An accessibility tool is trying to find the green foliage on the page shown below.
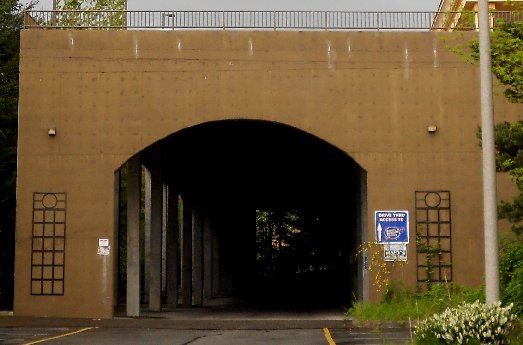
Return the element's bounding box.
[477,120,523,321]
[506,319,523,345]
[471,19,523,319]
[346,282,484,322]
[415,301,517,345]
[0,0,23,310]
[416,230,444,292]
[55,0,127,28]
[470,20,523,103]
[488,120,523,235]
[500,236,523,316]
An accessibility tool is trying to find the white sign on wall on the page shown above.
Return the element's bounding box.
[383,243,408,262]
[97,238,110,256]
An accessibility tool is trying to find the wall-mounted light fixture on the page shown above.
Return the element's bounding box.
[427,125,437,133]
[48,128,56,136]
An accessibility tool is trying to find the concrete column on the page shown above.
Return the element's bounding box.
[143,168,151,303]
[162,184,168,299]
[149,158,163,311]
[360,170,369,301]
[203,215,212,306]
[126,155,141,317]
[181,199,192,308]
[211,220,220,298]
[166,187,179,307]
[114,171,120,307]
[192,208,203,306]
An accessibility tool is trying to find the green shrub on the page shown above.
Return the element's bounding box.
[415,301,517,345]
[500,238,523,316]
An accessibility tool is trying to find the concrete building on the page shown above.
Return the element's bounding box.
[433,0,523,30]
[14,11,521,318]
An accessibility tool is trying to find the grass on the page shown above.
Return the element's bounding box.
[507,319,523,345]
[346,282,484,322]
[347,282,523,344]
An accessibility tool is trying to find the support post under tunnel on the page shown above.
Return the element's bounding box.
[149,151,163,312]
[166,186,179,307]
[126,155,141,317]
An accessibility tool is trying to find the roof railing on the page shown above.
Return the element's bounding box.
[23,10,523,31]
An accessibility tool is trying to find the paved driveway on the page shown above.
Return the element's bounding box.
[0,327,412,344]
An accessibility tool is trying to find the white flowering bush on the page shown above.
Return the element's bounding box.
[415,300,517,344]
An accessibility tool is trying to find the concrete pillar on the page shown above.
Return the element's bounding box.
[162,184,168,299]
[203,215,212,306]
[166,187,179,307]
[126,155,141,317]
[211,220,220,298]
[181,199,192,308]
[235,210,252,295]
[192,208,203,306]
[143,169,151,303]
[149,158,163,311]
[360,170,369,301]
[114,171,120,307]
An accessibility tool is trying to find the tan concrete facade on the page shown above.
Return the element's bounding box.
[15,29,520,318]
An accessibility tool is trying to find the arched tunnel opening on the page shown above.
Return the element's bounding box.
[115,120,367,313]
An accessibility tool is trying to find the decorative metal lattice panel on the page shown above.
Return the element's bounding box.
[31,192,66,295]
[415,191,452,285]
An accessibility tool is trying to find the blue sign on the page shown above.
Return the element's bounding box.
[375,210,409,243]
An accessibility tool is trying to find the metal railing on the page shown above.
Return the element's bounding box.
[23,10,523,31]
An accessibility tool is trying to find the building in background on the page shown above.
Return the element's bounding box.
[432,0,522,30]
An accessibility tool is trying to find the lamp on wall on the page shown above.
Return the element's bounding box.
[48,128,56,136]
[427,125,437,133]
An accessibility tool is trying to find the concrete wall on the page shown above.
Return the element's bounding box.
[15,29,520,318]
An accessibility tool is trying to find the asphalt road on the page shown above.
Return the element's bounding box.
[0,327,413,344]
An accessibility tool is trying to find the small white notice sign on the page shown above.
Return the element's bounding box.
[383,243,408,262]
[98,238,110,256]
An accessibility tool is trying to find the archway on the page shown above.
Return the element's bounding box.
[116,120,367,314]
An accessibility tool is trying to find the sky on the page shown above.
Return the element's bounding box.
[27,0,442,12]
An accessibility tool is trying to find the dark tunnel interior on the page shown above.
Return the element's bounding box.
[120,120,366,310]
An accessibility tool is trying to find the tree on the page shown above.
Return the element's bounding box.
[495,121,523,235]
[471,20,523,103]
[472,20,523,315]
[55,0,127,28]
[472,21,523,234]
[0,0,23,309]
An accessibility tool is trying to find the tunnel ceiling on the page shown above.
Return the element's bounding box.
[143,120,361,209]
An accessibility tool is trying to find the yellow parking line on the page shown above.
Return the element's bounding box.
[323,327,336,345]
[23,327,96,345]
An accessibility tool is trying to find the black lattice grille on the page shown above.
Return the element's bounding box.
[31,192,66,295]
[415,191,452,285]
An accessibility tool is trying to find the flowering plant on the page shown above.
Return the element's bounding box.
[415,300,517,344]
